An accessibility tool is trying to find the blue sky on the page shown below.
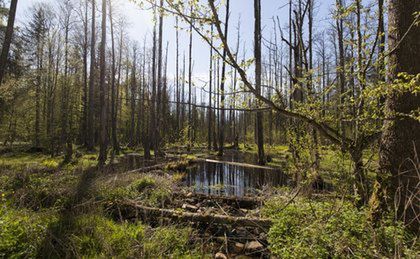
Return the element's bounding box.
[15,0,335,97]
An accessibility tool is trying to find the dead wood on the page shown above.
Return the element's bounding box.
[121,200,272,230]
[178,192,263,209]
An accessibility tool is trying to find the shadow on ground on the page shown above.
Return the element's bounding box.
[36,166,102,258]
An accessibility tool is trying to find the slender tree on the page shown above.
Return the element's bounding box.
[217,0,229,156]
[254,0,265,165]
[87,0,96,151]
[0,0,18,85]
[97,0,107,166]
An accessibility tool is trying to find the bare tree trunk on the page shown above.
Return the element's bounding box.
[217,0,230,156]
[175,17,180,136]
[254,0,265,165]
[0,0,18,86]
[208,25,213,150]
[142,38,151,159]
[129,48,137,147]
[87,0,96,151]
[109,0,119,154]
[61,5,72,163]
[188,5,193,149]
[80,0,89,146]
[98,0,107,166]
[150,10,158,157]
[155,0,164,156]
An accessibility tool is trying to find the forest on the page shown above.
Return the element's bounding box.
[0,0,419,257]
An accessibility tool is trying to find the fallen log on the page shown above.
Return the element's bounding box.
[122,200,272,230]
[198,158,278,171]
[177,192,263,209]
[125,163,167,174]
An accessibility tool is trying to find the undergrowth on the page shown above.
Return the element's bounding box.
[263,196,419,258]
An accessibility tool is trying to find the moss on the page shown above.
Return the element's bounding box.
[130,176,157,192]
[165,159,193,171]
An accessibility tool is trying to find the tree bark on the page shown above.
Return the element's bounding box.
[254,0,265,165]
[97,0,107,167]
[109,0,119,154]
[208,25,213,150]
[217,0,229,156]
[0,0,18,86]
[379,0,420,229]
[87,0,96,151]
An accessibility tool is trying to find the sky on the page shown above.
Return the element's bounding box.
[14,0,335,101]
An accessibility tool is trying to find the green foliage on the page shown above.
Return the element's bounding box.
[0,207,57,258]
[69,215,145,258]
[143,226,196,258]
[263,198,417,258]
[131,176,157,192]
[41,159,59,169]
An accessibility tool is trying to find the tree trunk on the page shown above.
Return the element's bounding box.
[254,0,265,165]
[188,5,193,150]
[0,0,18,86]
[175,17,180,136]
[208,26,213,150]
[217,0,229,156]
[109,0,119,154]
[97,0,107,167]
[379,0,420,229]
[155,0,164,156]
[80,0,89,147]
[87,0,96,151]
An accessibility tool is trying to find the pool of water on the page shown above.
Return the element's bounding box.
[185,160,290,197]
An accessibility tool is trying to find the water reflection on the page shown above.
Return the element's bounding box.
[186,161,290,197]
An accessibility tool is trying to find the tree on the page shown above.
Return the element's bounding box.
[109,0,119,154]
[156,0,164,156]
[379,0,420,229]
[254,0,265,165]
[97,0,107,166]
[0,0,17,85]
[188,5,193,149]
[217,0,229,156]
[207,25,213,150]
[87,0,96,151]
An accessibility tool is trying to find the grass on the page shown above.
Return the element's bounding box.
[262,195,418,258]
[0,148,205,258]
[0,145,416,258]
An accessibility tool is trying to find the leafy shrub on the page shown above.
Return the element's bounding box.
[264,198,416,258]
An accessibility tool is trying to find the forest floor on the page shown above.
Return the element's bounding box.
[0,144,417,258]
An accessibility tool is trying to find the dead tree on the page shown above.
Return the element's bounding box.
[254,0,265,165]
[217,0,230,156]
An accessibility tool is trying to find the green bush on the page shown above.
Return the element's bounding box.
[264,198,417,258]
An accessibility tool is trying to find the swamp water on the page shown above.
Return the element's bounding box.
[185,160,290,197]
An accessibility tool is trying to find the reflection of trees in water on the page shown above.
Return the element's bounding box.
[187,161,289,197]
